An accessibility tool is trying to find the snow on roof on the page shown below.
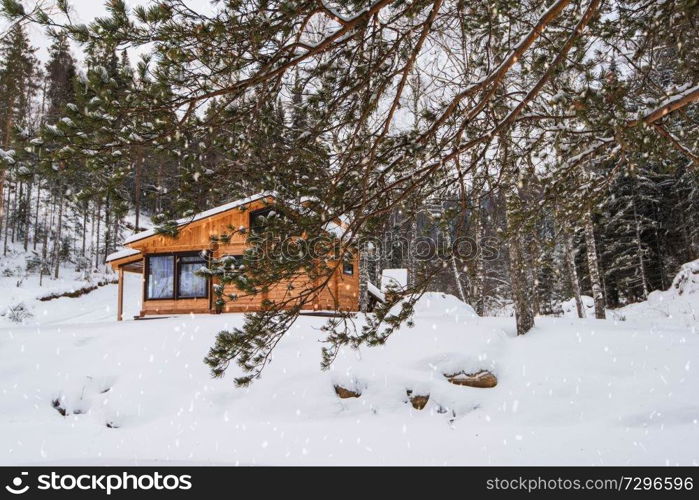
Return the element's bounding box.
[122,191,353,246]
[123,191,277,245]
[381,268,408,292]
[367,281,385,303]
[322,219,350,239]
[106,247,142,263]
[300,196,352,239]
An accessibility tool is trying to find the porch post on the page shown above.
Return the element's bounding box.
[117,266,124,321]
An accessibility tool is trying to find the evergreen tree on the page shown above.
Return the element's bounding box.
[0,24,38,225]
[600,168,660,305]
[44,34,77,124]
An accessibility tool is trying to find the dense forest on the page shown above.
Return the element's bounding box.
[1,0,697,383]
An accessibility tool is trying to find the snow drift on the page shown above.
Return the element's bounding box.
[559,259,699,330]
[611,259,699,329]
[0,285,697,465]
[332,293,505,417]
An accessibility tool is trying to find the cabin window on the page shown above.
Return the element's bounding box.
[343,262,354,275]
[249,208,275,234]
[146,253,209,300]
[178,255,208,298]
[147,255,175,299]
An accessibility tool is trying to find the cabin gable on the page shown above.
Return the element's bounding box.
[128,197,274,255]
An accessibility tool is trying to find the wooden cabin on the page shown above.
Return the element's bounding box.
[106,192,360,320]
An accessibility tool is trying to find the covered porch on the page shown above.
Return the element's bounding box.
[106,248,144,321]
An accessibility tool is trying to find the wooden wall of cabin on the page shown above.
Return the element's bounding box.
[129,198,272,255]
[128,197,360,315]
[214,255,360,313]
[334,253,360,311]
[141,298,210,316]
[132,199,268,315]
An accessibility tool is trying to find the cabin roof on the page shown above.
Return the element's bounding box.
[367,281,385,303]
[105,247,141,263]
[119,191,351,249]
[123,191,276,245]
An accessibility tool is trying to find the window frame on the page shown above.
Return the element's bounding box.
[176,253,210,299]
[342,262,354,275]
[144,251,210,301]
[145,254,175,300]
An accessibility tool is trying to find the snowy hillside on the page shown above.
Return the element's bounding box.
[0,259,120,326]
[559,259,699,331]
[610,259,699,329]
[0,210,152,325]
[0,281,697,464]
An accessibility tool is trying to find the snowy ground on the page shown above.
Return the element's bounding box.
[0,263,697,465]
[559,260,699,331]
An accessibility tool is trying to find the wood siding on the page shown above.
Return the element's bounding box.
[112,197,360,316]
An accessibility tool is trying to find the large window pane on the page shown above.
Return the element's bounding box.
[147,255,174,299]
[178,256,208,298]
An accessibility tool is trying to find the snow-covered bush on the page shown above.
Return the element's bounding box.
[672,259,699,296]
[5,303,33,323]
[25,255,51,277]
[3,264,24,277]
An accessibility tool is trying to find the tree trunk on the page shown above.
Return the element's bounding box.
[584,209,606,319]
[42,192,54,261]
[505,193,534,334]
[11,181,21,244]
[102,194,110,268]
[632,198,649,299]
[473,199,485,316]
[406,213,417,288]
[563,229,585,318]
[0,109,13,224]
[134,151,143,231]
[156,158,163,213]
[359,245,370,312]
[23,181,31,251]
[33,183,41,250]
[113,213,120,254]
[81,205,87,257]
[94,198,102,269]
[503,136,534,335]
[2,182,10,256]
[653,210,667,290]
[53,189,64,279]
[0,170,5,233]
[507,226,535,335]
[526,236,541,316]
[443,224,467,302]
